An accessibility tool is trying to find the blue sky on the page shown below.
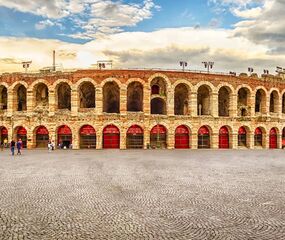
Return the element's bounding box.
[0,1,240,43]
[0,0,285,74]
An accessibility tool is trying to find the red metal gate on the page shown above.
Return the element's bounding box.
[0,127,8,144]
[198,126,210,149]
[150,125,167,149]
[17,127,27,148]
[175,125,190,149]
[219,126,229,149]
[80,125,96,149]
[36,126,49,148]
[58,125,72,148]
[103,125,120,149]
[238,127,247,147]
[269,128,277,149]
[254,127,263,147]
[127,125,144,149]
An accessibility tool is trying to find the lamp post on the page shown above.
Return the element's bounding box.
[202,61,214,73]
[179,61,188,72]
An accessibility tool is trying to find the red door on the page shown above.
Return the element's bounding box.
[103,125,120,149]
[17,127,27,148]
[269,128,277,149]
[198,126,210,149]
[150,125,167,149]
[58,125,72,148]
[127,125,144,149]
[1,127,8,144]
[175,125,190,149]
[80,125,96,149]
[219,126,229,149]
[36,126,49,148]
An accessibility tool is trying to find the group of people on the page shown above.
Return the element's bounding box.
[10,139,23,156]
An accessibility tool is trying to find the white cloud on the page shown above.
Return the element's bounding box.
[1,27,284,74]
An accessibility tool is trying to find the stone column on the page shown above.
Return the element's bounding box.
[190,92,197,117]
[168,88,174,116]
[192,129,198,149]
[264,133,269,149]
[212,92,218,117]
[143,86,151,115]
[71,88,78,116]
[96,131,102,149]
[96,87,103,115]
[231,94,237,117]
[144,128,150,149]
[7,89,13,117]
[48,90,55,116]
[212,132,219,149]
[250,94,255,117]
[120,85,127,115]
[248,132,254,149]
[167,129,175,149]
[232,133,238,149]
[26,90,33,114]
[26,128,33,149]
[120,128,126,149]
[278,133,282,149]
[72,130,79,150]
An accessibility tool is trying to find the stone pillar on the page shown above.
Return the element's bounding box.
[120,85,127,115]
[26,90,33,114]
[48,90,55,116]
[192,130,198,149]
[120,128,126,149]
[212,93,218,117]
[7,89,13,117]
[96,87,103,115]
[144,128,150,149]
[167,129,175,149]
[190,92,197,117]
[264,133,269,149]
[232,133,238,149]
[212,132,219,149]
[168,88,174,116]
[144,86,151,115]
[250,94,255,117]
[26,128,33,149]
[96,132,102,149]
[249,133,254,149]
[72,130,79,150]
[278,133,282,149]
[71,88,78,116]
[231,94,237,117]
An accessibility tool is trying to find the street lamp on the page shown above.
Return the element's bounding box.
[179,61,188,71]
[202,61,214,73]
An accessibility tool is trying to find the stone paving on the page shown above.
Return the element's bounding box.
[0,149,284,240]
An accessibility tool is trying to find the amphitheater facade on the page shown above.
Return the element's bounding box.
[1,69,285,150]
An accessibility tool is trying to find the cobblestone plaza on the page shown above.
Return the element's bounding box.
[0,150,284,239]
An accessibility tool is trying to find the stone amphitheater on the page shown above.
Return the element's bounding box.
[1,69,285,150]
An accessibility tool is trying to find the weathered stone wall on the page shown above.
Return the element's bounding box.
[0,69,285,150]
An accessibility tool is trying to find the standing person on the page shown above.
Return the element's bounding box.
[10,139,15,156]
[16,139,22,155]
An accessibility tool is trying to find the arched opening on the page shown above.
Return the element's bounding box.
[218,87,230,117]
[198,126,210,149]
[79,82,95,109]
[269,128,278,149]
[282,128,285,149]
[34,83,49,109]
[127,82,143,112]
[80,125,96,149]
[35,126,49,148]
[270,91,279,113]
[151,85,159,94]
[282,94,285,114]
[151,98,166,115]
[238,88,250,116]
[103,82,120,113]
[103,125,120,149]
[126,125,144,149]
[254,127,263,147]
[0,126,8,145]
[16,127,27,148]
[255,89,266,114]
[57,83,71,110]
[238,127,247,147]
[150,125,167,149]
[57,125,72,149]
[175,84,189,115]
[197,85,211,116]
[175,125,190,149]
[0,86,7,110]
[219,126,230,149]
[15,85,27,111]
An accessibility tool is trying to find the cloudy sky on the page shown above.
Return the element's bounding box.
[0,0,284,74]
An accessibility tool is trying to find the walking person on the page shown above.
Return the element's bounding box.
[16,139,22,155]
[10,139,15,156]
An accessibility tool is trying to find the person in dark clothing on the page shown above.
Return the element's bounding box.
[10,140,15,156]
[16,139,22,155]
